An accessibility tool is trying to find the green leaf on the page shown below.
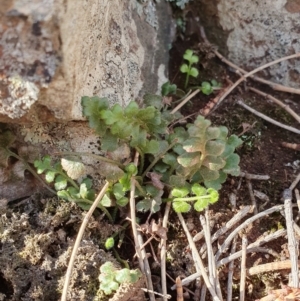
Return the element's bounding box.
[161,81,177,96]
[205,127,221,140]
[100,104,123,125]
[105,237,114,250]
[54,175,68,191]
[100,262,116,274]
[136,106,156,121]
[201,81,213,95]
[34,155,52,174]
[153,162,169,173]
[113,183,125,199]
[99,162,124,182]
[228,135,243,148]
[101,130,119,151]
[115,268,131,283]
[172,201,191,213]
[183,49,198,63]
[125,163,137,176]
[136,196,161,213]
[191,184,207,196]
[57,190,71,200]
[119,174,131,191]
[141,139,160,154]
[199,166,219,181]
[101,194,113,207]
[180,64,189,73]
[61,158,86,180]
[189,67,199,78]
[129,269,142,283]
[67,186,80,198]
[202,155,226,171]
[177,152,200,167]
[204,171,227,190]
[100,281,119,295]
[81,96,109,135]
[207,188,219,203]
[171,187,189,198]
[223,153,240,176]
[211,79,221,87]
[79,182,89,199]
[124,101,139,117]
[81,177,93,189]
[169,175,188,188]
[143,94,163,110]
[205,141,226,156]
[194,199,209,211]
[130,128,147,148]
[45,170,56,183]
[162,152,178,169]
[116,197,128,207]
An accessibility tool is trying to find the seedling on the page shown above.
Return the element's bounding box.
[180,49,199,89]
[200,79,222,95]
[99,262,142,295]
[171,183,219,213]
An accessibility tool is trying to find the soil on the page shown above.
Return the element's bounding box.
[1,2,300,301]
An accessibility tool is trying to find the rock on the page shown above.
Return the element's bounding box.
[198,0,300,88]
[0,0,172,123]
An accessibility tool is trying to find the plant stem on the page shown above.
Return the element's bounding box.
[112,248,129,269]
[141,139,178,179]
[54,151,125,169]
[56,171,80,190]
[7,150,57,195]
[174,195,211,202]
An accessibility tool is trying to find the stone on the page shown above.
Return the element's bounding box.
[0,0,172,123]
[198,0,300,88]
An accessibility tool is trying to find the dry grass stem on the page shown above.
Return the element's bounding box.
[249,260,300,276]
[227,238,237,301]
[246,179,258,214]
[215,204,285,260]
[290,173,300,190]
[249,87,300,123]
[171,89,201,114]
[200,206,253,254]
[161,201,171,301]
[177,212,221,301]
[239,172,270,180]
[239,236,248,301]
[283,189,299,288]
[129,152,155,301]
[199,25,300,96]
[61,181,110,301]
[236,99,300,135]
[247,229,287,249]
[217,53,300,107]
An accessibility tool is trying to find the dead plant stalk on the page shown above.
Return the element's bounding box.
[61,181,110,301]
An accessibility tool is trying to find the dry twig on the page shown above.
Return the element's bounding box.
[130,152,155,301]
[249,87,300,124]
[199,26,300,96]
[227,238,237,301]
[161,201,172,301]
[61,181,110,301]
[215,204,285,260]
[283,189,299,288]
[239,236,248,301]
[177,212,221,301]
[236,99,300,135]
